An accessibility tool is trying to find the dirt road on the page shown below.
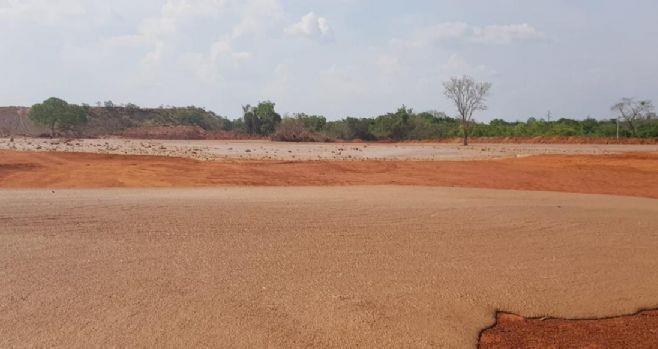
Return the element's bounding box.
[1,187,657,347]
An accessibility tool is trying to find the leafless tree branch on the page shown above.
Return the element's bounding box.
[443,75,492,146]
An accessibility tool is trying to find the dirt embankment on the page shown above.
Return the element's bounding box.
[119,125,209,140]
[1,150,657,198]
[120,126,262,140]
[0,107,252,140]
[479,310,658,348]
[0,107,44,136]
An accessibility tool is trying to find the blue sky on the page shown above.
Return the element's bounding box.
[1,0,657,121]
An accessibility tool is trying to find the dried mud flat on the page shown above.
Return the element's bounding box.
[1,187,658,348]
[3,137,658,161]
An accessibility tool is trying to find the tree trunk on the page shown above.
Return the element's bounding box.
[50,123,55,138]
[463,123,469,146]
[628,120,636,137]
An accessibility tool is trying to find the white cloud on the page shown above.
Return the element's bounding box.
[186,0,284,83]
[106,0,230,66]
[376,55,402,76]
[103,0,281,83]
[286,12,334,42]
[409,22,545,46]
[471,23,546,44]
[439,54,496,77]
[210,39,251,63]
[0,0,86,23]
[193,37,251,82]
[231,0,284,38]
[263,63,292,102]
[319,65,366,100]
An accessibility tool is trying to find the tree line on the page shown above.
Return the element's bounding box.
[28,77,657,141]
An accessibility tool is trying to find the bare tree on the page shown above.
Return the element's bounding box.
[611,98,655,136]
[443,76,492,146]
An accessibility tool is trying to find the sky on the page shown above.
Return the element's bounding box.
[1,0,657,121]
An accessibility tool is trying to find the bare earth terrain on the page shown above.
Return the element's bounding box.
[481,310,658,348]
[1,187,658,348]
[1,149,657,199]
[3,137,658,161]
[1,141,658,347]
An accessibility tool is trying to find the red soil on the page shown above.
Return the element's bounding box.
[2,149,658,346]
[479,310,658,348]
[1,150,657,198]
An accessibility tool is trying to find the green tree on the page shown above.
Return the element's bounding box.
[344,117,375,140]
[28,97,88,137]
[254,101,281,135]
[242,101,282,135]
[370,106,413,140]
[242,104,260,135]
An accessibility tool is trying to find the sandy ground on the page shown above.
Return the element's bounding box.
[2,144,658,346]
[1,187,657,348]
[3,137,658,161]
[1,150,657,199]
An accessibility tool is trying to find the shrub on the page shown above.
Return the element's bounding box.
[272,118,332,142]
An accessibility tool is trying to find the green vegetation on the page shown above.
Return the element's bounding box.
[25,97,657,141]
[317,110,657,141]
[242,101,282,136]
[168,106,231,131]
[611,98,655,137]
[29,97,88,137]
[271,118,330,142]
[291,113,327,132]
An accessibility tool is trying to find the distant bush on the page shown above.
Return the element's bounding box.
[323,117,375,141]
[272,118,332,142]
[169,107,227,131]
[292,113,326,132]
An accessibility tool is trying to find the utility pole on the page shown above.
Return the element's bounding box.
[546,110,552,122]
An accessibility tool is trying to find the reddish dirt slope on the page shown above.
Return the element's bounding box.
[480,310,658,348]
[1,150,657,198]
